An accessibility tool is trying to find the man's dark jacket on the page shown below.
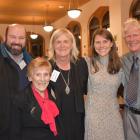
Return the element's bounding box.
[0,43,32,140]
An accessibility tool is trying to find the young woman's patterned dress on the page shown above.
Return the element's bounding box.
[84,58,124,140]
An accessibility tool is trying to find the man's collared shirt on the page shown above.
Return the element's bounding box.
[122,52,140,109]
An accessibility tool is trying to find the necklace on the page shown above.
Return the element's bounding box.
[59,68,70,95]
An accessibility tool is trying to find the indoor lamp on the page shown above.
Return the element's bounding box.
[67,0,82,19]
[43,25,54,32]
[43,5,54,32]
[30,16,38,39]
[67,9,82,19]
[30,34,38,40]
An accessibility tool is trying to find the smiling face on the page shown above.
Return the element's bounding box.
[53,34,72,59]
[29,66,50,96]
[124,26,140,53]
[5,24,26,56]
[94,35,113,57]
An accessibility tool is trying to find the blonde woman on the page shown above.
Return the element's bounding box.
[48,28,88,140]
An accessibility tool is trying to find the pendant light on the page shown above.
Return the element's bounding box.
[30,34,38,40]
[30,17,38,39]
[43,5,54,32]
[67,0,82,19]
[43,25,54,32]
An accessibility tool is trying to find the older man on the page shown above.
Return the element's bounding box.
[122,18,140,140]
[0,24,32,140]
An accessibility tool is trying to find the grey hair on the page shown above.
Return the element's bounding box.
[123,18,140,33]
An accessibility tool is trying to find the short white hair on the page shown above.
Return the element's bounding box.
[124,18,140,32]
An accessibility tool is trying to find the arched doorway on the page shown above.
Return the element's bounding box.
[102,11,110,29]
[130,0,140,20]
[88,6,109,56]
[27,32,45,58]
[67,21,82,56]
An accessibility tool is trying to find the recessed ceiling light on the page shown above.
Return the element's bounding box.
[59,5,64,8]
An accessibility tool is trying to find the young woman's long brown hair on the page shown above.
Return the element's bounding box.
[90,28,122,74]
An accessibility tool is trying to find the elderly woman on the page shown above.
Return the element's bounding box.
[11,57,64,140]
[48,28,88,140]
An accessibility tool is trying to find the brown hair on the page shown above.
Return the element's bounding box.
[27,57,52,78]
[91,28,122,74]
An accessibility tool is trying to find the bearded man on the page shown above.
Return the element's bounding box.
[0,24,32,140]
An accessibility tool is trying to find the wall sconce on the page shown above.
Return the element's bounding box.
[67,0,82,19]
[43,5,54,32]
[78,35,81,39]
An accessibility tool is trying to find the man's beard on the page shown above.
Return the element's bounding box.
[5,43,24,56]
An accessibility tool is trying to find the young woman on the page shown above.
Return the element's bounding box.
[84,28,124,140]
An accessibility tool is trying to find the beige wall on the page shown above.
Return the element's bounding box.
[109,0,133,56]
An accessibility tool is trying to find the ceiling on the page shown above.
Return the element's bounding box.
[0,0,90,25]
